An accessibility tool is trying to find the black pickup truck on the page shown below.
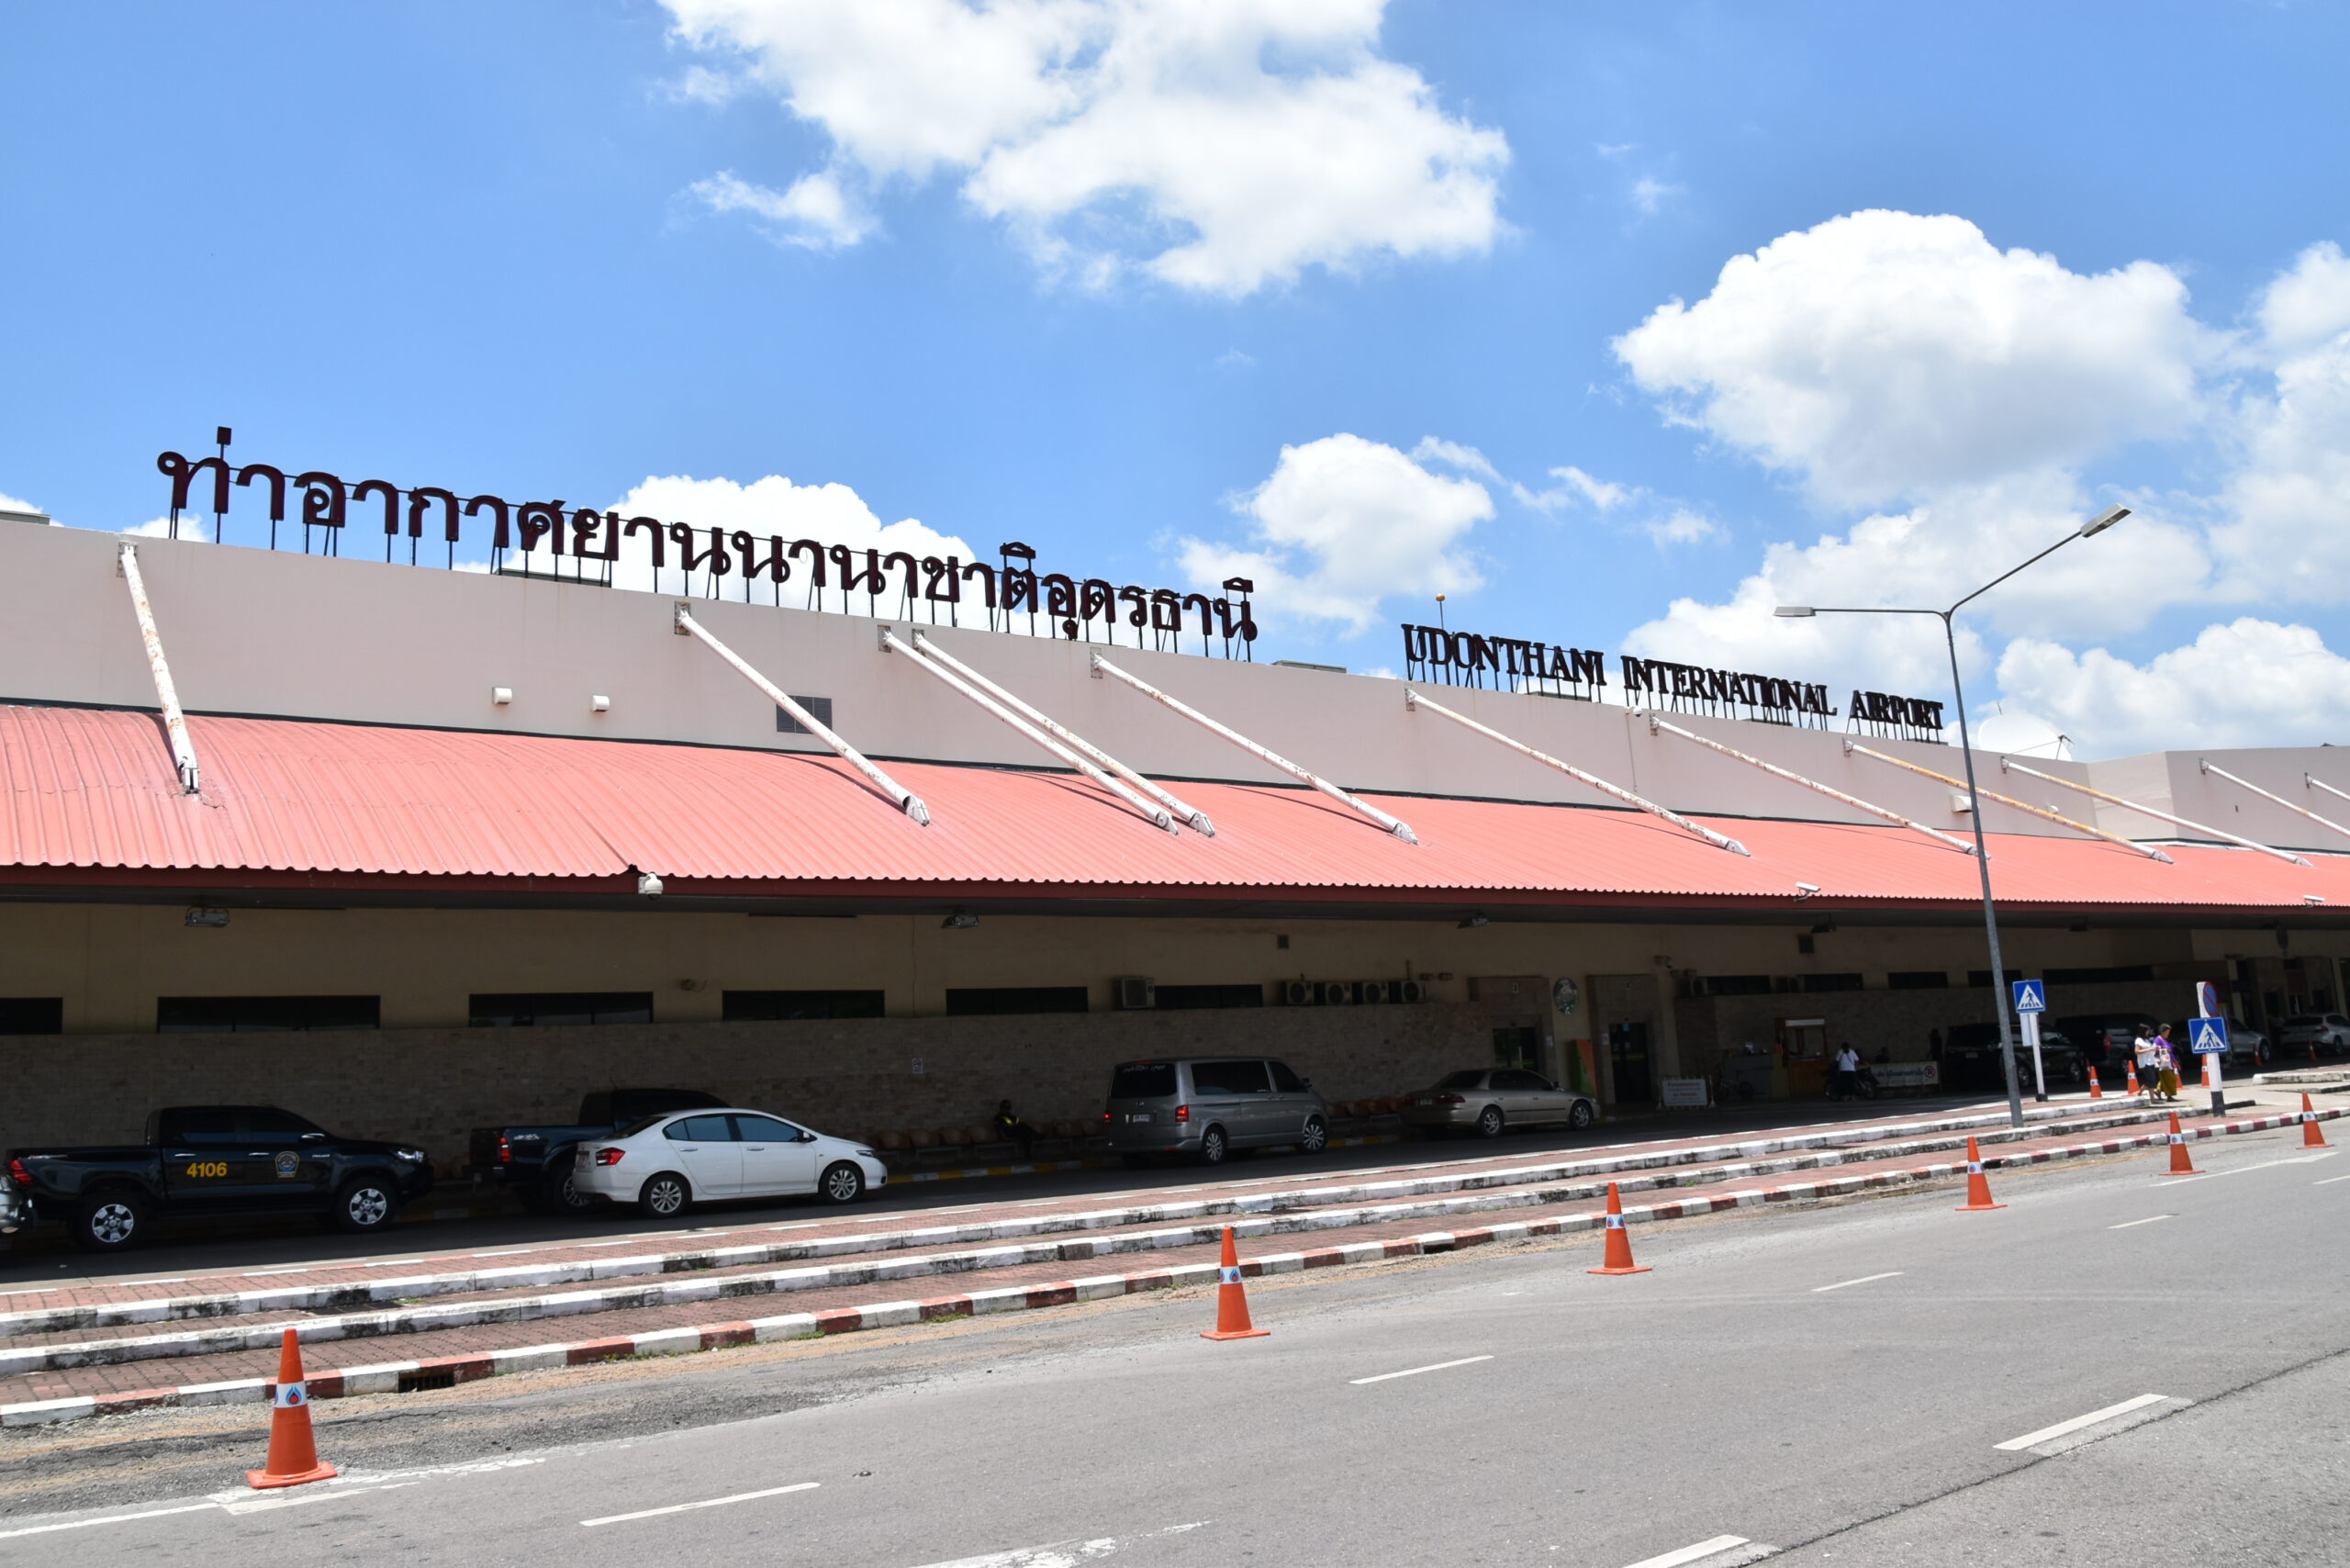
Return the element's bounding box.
[4,1105,435,1250]
[467,1088,723,1214]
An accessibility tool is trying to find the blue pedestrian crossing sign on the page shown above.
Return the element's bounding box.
[2010,979,2047,1014]
[2188,1015,2230,1055]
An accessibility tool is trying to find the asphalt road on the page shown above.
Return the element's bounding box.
[3,1121,2341,1567]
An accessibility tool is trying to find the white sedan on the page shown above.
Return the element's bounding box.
[572,1108,888,1217]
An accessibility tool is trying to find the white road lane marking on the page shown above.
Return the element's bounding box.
[902,1522,1209,1567]
[2313,1172,2350,1186]
[0,1503,218,1541]
[1622,1534,1774,1568]
[2177,1151,2336,1182]
[1812,1271,1903,1293]
[1996,1394,2173,1451]
[2109,1215,2174,1229]
[1349,1354,1495,1385]
[581,1481,820,1527]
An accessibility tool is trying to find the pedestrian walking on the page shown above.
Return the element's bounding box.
[1830,1042,1863,1101]
[2134,1027,2160,1095]
[2153,1025,2181,1101]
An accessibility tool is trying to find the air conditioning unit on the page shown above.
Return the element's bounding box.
[1396,980,1425,1003]
[1281,980,1315,1006]
[1317,980,1357,1005]
[1359,980,1391,1004]
[1113,976,1156,1010]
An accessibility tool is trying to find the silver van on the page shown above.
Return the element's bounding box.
[1105,1058,1329,1166]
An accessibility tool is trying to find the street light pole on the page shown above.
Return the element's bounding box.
[1775,505,2128,1130]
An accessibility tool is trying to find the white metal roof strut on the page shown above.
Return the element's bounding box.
[117,543,200,795]
[1641,711,1978,855]
[1999,756,2310,867]
[1090,654,1417,844]
[1843,741,2172,863]
[1405,688,1748,856]
[909,631,1214,834]
[882,631,1177,834]
[2307,773,2350,820]
[673,604,931,827]
[2199,759,2350,847]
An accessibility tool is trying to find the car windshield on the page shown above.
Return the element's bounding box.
[1110,1063,1178,1100]
[1434,1070,1486,1089]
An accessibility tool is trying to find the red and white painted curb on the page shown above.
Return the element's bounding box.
[6,1104,2332,1429]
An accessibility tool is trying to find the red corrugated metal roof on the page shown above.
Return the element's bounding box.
[3,705,2344,911]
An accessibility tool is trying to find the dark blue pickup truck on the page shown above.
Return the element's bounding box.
[467,1088,723,1214]
[5,1105,435,1250]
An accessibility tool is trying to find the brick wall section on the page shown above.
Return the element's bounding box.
[6,1003,1498,1169]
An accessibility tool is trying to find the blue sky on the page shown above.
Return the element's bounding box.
[6,1,2349,756]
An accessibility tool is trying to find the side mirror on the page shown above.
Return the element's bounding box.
[1300,1079,1313,1090]
[798,1131,818,1143]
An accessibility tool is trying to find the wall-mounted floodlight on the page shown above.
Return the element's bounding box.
[2306,893,2327,905]
[1794,881,1821,901]
[636,872,664,897]
[2078,504,2131,538]
[1458,914,1490,929]
[941,911,979,930]
[1774,606,1816,618]
[185,906,229,928]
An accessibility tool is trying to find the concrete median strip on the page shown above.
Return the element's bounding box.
[5,1104,2333,1429]
[0,1101,2177,1339]
[0,1104,2246,1378]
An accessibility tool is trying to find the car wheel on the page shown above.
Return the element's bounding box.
[540,1163,595,1215]
[638,1171,691,1219]
[818,1161,866,1204]
[73,1192,146,1251]
[1197,1126,1228,1165]
[1298,1116,1328,1155]
[1474,1105,1505,1139]
[1568,1099,1595,1131]
[332,1177,399,1235]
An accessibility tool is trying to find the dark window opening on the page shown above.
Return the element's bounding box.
[157,996,380,1033]
[2041,966,2155,986]
[1153,983,1265,1010]
[469,992,654,1026]
[1189,1058,1270,1093]
[1967,969,2025,989]
[1110,1062,1178,1099]
[1799,973,1864,993]
[945,986,1089,1016]
[723,990,886,1021]
[775,697,834,735]
[1695,974,1774,997]
[0,997,63,1034]
[1886,971,1950,991]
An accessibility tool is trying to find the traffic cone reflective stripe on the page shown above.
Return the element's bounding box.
[2087,1067,2102,1100]
[1200,1226,1268,1340]
[1588,1182,1651,1275]
[2302,1093,2330,1149]
[247,1327,337,1489]
[2165,1112,2199,1175]
[1957,1136,2006,1211]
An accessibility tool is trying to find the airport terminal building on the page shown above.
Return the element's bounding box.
[5,449,2347,1168]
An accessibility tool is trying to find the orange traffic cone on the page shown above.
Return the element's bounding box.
[2302,1092,2330,1149]
[247,1327,337,1489]
[1588,1182,1652,1275]
[2087,1067,2102,1101]
[2125,1061,2141,1096]
[2164,1113,2199,1176]
[1956,1137,2006,1211]
[1200,1226,1269,1340]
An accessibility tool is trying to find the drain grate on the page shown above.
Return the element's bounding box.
[397,1370,457,1394]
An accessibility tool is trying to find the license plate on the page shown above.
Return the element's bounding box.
[1416,1097,1434,1106]
[1126,1113,1153,1124]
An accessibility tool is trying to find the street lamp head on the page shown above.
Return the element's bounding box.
[1774,606,1816,618]
[2078,504,2131,538]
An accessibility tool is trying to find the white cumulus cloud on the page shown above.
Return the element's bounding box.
[690,167,875,250]
[1997,619,2350,755]
[1178,432,1489,633]
[664,0,1509,296]
[1613,210,2212,507]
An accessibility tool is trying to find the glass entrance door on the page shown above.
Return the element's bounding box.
[1492,1024,1540,1071]
[1608,1022,1652,1102]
